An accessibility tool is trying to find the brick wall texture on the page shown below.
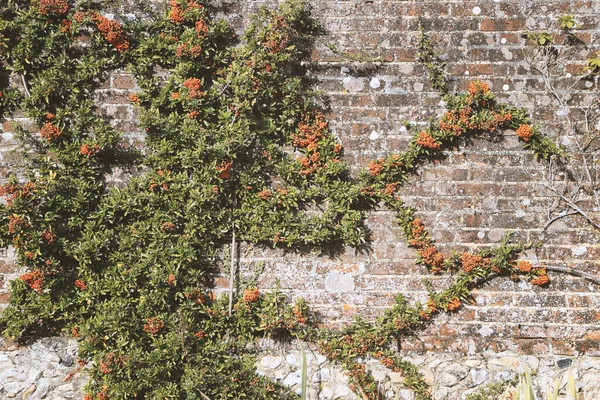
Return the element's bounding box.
[2,0,600,359]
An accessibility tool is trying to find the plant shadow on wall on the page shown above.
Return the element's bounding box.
[0,0,585,399]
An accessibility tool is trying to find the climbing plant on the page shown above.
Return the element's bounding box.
[0,0,567,399]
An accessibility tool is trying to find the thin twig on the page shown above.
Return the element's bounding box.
[544,265,600,286]
[543,211,578,231]
[228,228,236,317]
[198,391,212,400]
[575,137,600,209]
[543,183,600,230]
[218,82,230,96]
[20,74,31,97]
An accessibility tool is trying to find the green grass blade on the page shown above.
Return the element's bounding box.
[524,370,536,400]
[300,340,308,400]
[514,377,523,400]
[567,369,577,400]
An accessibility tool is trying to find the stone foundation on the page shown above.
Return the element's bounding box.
[2,337,600,399]
[0,338,85,399]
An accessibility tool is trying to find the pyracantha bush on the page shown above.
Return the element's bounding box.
[0,0,564,399]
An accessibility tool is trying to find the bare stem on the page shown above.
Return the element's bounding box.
[20,74,31,97]
[575,137,600,210]
[199,391,212,400]
[228,229,236,317]
[543,210,578,231]
[544,265,600,286]
[543,183,600,230]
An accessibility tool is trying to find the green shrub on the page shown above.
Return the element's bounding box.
[0,1,567,399]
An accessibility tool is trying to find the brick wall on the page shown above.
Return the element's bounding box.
[2,0,600,358]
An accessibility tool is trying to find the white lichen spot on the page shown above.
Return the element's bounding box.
[572,246,587,256]
[370,78,381,89]
[399,126,407,132]
[2,132,14,140]
[585,81,594,88]
[399,64,414,74]
[472,6,481,15]
[324,271,355,293]
[515,209,527,218]
[413,82,424,92]
[342,77,364,92]
[566,73,572,78]
[488,229,503,242]
[501,37,507,44]
[521,198,531,206]
[479,325,493,337]
[502,84,510,91]
[464,70,470,76]
[538,95,553,106]
[477,231,486,239]
[369,130,380,141]
[518,281,528,290]
[501,47,513,60]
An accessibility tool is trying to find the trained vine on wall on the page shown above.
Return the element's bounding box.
[0,0,566,399]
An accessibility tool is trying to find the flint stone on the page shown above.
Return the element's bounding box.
[260,355,282,369]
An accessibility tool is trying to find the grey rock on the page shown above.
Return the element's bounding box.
[56,383,74,392]
[445,363,468,379]
[494,370,515,381]
[1,369,27,383]
[369,364,388,382]
[438,372,459,387]
[470,368,489,386]
[433,387,449,399]
[58,350,74,367]
[464,359,481,367]
[557,358,573,369]
[0,353,14,370]
[283,370,302,387]
[319,387,334,399]
[3,382,27,398]
[439,363,468,387]
[26,369,42,382]
[32,379,52,398]
[318,368,331,381]
[260,355,282,369]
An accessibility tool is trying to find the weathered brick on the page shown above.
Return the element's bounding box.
[0,0,598,359]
